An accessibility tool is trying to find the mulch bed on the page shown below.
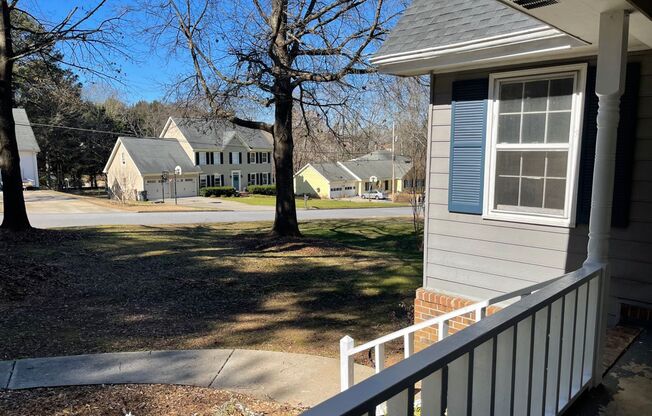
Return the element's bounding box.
[0,384,303,416]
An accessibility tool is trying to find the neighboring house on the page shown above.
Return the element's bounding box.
[159,117,274,191]
[293,150,424,198]
[13,108,40,188]
[370,0,652,336]
[103,137,200,201]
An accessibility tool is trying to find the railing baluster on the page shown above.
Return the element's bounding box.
[571,283,588,396]
[494,327,514,416]
[438,320,449,341]
[529,308,548,416]
[447,353,469,415]
[375,343,385,374]
[513,316,532,416]
[472,339,493,415]
[475,306,486,322]
[558,291,576,410]
[340,336,354,392]
[386,389,409,416]
[421,370,442,416]
[583,277,600,385]
[545,299,563,415]
[404,333,414,358]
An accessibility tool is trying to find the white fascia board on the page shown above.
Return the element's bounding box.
[159,117,174,138]
[102,138,123,173]
[374,29,589,76]
[336,161,362,181]
[294,163,331,184]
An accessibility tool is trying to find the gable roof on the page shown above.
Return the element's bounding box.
[340,159,412,181]
[104,137,201,175]
[163,118,273,150]
[351,150,411,164]
[13,108,40,152]
[310,163,358,182]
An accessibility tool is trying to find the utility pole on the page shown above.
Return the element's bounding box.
[391,121,396,198]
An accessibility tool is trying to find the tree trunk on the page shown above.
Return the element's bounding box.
[271,78,301,237]
[0,1,31,231]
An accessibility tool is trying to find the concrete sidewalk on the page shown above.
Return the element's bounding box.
[0,349,374,407]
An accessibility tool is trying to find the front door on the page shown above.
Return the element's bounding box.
[231,171,241,191]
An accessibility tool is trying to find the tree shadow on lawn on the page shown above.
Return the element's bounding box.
[0,220,422,361]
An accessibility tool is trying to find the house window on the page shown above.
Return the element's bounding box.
[485,64,586,226]
[200,175,207,188]
[230,152,241,165]
[260,152,268,164]
[261,173,269,185]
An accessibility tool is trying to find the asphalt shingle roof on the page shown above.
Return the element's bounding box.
[169,118,273,150]
[341,159,412,181]
[311,163,358,182]
[375,0,546,58]
[13,108,39,152]
[119,137,201,175]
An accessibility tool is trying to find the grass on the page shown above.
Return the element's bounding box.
[223,195,409,209]
[0,219,422,362]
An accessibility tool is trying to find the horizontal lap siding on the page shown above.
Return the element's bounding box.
[609,54,652,306]
[425,55,652,307]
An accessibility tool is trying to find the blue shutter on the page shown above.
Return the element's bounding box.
[448,79,489,214]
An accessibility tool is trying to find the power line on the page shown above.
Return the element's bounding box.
[15,122,147,137]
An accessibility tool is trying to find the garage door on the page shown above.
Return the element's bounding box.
[342,185,357,197]
[173,177,198,197]
[145,179,168,201]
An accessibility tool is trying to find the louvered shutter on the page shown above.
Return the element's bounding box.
[195,152,200,166]
[220,152,224,164]
[268,152,272,163]
[229,152,233,164]
[247,153,251,164]
[576,63,640,227]
[448,79,489,214]
[239,152,242,165]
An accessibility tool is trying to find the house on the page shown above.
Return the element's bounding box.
[103,137,200,201]
[293,150,423,198]
[306,1,652,415]
[13,108,40,188]
[159,117,274,191]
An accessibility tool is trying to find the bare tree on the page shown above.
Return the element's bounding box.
[143,0,399,237]
[0,0,123,231]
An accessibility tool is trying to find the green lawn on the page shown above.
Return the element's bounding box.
[0,219,422,361]
[222,195,409,209]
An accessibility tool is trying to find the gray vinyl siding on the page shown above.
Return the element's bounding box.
[425,52,652,309]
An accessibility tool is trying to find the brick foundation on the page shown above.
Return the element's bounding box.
[414,287,500,351]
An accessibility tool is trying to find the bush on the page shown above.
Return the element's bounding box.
[200,186,238,197]
[246,185,276,195]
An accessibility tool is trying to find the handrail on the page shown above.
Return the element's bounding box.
[304,264,604,416]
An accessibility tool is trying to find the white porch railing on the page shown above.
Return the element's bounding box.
[303,264,605,416]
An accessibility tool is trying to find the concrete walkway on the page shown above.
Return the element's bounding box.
[0,349,373,407]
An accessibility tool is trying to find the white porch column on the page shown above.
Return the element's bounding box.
[584,9,629,387]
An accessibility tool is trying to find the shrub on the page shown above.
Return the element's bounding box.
[246,184,276,195]
[200,186,238,197]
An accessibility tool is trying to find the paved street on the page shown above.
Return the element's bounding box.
[12,206,411,228]
[0,190,411,228]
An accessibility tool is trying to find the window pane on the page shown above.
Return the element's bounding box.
[523,80,548,112]
[545,179,566,210]
[549,78,574,111]
[522,113,546,143]
[522,152,545,177]
[547,112,571,143]
[498,114,521,143]
[547,152,568,177]
[495,176,519,207]
[500,82,523,113]
[521,177,544,208]
[496,151,520,176]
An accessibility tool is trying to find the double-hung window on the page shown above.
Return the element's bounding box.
[485,64,586,227]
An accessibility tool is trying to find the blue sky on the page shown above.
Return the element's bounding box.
[23,0,191,103]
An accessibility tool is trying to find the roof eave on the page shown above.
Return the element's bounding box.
[373,29,588,76]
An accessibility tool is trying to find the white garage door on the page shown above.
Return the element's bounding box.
[342,185,357,197]
[173,177,198,197]
[145,179,168,201]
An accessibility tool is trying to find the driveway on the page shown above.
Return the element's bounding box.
[0,190,122,214]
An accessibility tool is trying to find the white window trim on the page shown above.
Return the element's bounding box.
[483,63,587,228]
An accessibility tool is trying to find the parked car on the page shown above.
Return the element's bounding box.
[361,190,386,200]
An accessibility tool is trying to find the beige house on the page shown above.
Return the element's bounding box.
[159,117,274,191]
[103,137,200,201]
[293,150,423,198]
[13,108,40,188]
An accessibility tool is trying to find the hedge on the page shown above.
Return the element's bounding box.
[200,186,238,197]
[247,185,276,195]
